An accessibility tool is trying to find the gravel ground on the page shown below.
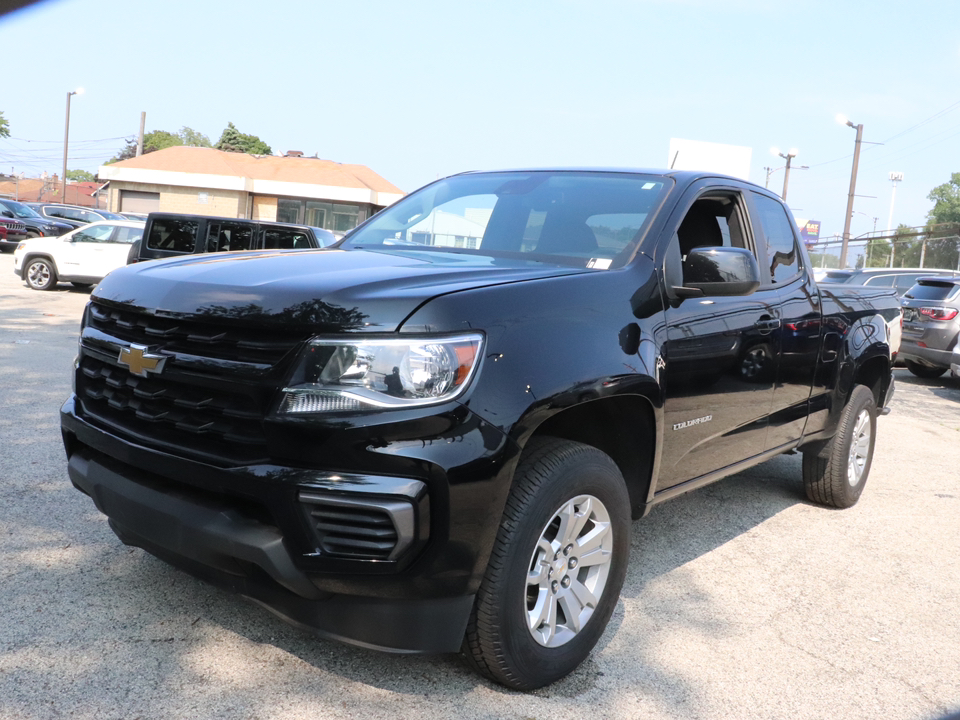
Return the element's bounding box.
[1,252,958,720]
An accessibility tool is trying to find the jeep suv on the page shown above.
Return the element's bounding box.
[0,198,73,240]
[899,276,960,378]
[135,213,336,262]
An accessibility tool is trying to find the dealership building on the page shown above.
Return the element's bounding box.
[97,146,404,233]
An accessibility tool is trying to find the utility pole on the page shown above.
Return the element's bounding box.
[137,111,146,157]
[838,116,864,268]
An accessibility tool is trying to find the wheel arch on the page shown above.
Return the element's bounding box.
[22,252,60,275]
[521,394,656,518]
[852,352,892,408]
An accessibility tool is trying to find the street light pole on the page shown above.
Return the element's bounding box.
[61,87,83,204]
[837,114,864,269]
[887,172,903,232]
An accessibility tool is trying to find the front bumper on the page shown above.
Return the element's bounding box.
[66,448,472,653]
[61,395,518,653]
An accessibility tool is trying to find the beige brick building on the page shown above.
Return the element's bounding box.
[98,147,404,233]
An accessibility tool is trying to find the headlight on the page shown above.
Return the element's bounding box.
[279,334,484,413]
[16,242,26,251]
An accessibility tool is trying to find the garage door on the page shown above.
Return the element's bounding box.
[120,190,160,214]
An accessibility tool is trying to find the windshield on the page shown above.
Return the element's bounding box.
[1,200,41,219]
[98,209,126,220]
[343,171,669,269]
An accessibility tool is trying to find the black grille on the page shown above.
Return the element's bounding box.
[303,498,401,560]
[77,355,268,465]
[87,301,309,366]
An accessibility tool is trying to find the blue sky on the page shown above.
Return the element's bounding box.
[2,0,959,244]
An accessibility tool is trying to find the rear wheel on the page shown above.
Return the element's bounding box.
[24,257,57,291]
[462,438,630,690]
[802,384,876,509]
[905,360,947,379]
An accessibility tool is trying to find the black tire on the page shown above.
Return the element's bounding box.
[802,384,876,509]
[905,360,947,379]
[23,257,57,291]
[461,437,630,690]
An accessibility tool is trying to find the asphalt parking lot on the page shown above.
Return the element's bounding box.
[1,251,958,720]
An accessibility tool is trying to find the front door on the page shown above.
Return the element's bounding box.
[658,188,781,490]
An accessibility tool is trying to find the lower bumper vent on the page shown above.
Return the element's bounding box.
[299,492,420,561]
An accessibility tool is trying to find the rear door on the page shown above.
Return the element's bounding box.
[97,225,143,278]
[749,191,821,450]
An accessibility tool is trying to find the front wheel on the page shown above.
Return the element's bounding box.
[802,384,876,508]
[24,257,57,291]
[461,438,630,690]
[905,360,947,379]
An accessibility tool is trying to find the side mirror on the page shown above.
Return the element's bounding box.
[1,210,13,218]
[677,247,761,297]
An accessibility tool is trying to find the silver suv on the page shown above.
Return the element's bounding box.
[818,267,960,297]
[899,277,960,378]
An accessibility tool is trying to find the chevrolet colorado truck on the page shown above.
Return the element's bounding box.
[61,169,901,689]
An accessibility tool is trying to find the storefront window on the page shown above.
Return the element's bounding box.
[259,197,370,232]
[277,198,301,224]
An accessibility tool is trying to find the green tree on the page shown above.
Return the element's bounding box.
[178,126,212,147]
[143,130,183,153]
[215,122,272,155]
[927,172,960,224]
[0,111,9,138]
[922,173,960,268]
[863,237,892,267]
[66,169,95,182]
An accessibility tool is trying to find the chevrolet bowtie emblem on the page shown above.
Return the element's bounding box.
[118,344,167,377]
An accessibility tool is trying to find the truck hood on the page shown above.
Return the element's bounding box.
[92,247,589,332]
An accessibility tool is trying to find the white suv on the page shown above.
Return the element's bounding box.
[14,220,145,291]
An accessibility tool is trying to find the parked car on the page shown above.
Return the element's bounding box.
[13,219,145,291]
[61,168,901,690]
[819,267,960,297]
[24,203,127,230]
[135,212,336,262]
[118,212,148,221]
[0,198,73,239]
[0,215,29,252]
[898,276,960,378]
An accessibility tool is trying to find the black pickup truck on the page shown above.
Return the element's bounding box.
[61,169,901,690]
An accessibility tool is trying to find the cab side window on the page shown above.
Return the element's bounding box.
[752,193,802,284]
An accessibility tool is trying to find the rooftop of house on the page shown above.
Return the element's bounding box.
[102,146,404,195]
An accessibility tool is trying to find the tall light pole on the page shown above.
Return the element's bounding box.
[837,113,864,268]
[771,147,799,201]
[887,172,903,232]
[61,87,84,204]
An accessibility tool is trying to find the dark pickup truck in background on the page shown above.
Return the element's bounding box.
[61,169,901,690]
